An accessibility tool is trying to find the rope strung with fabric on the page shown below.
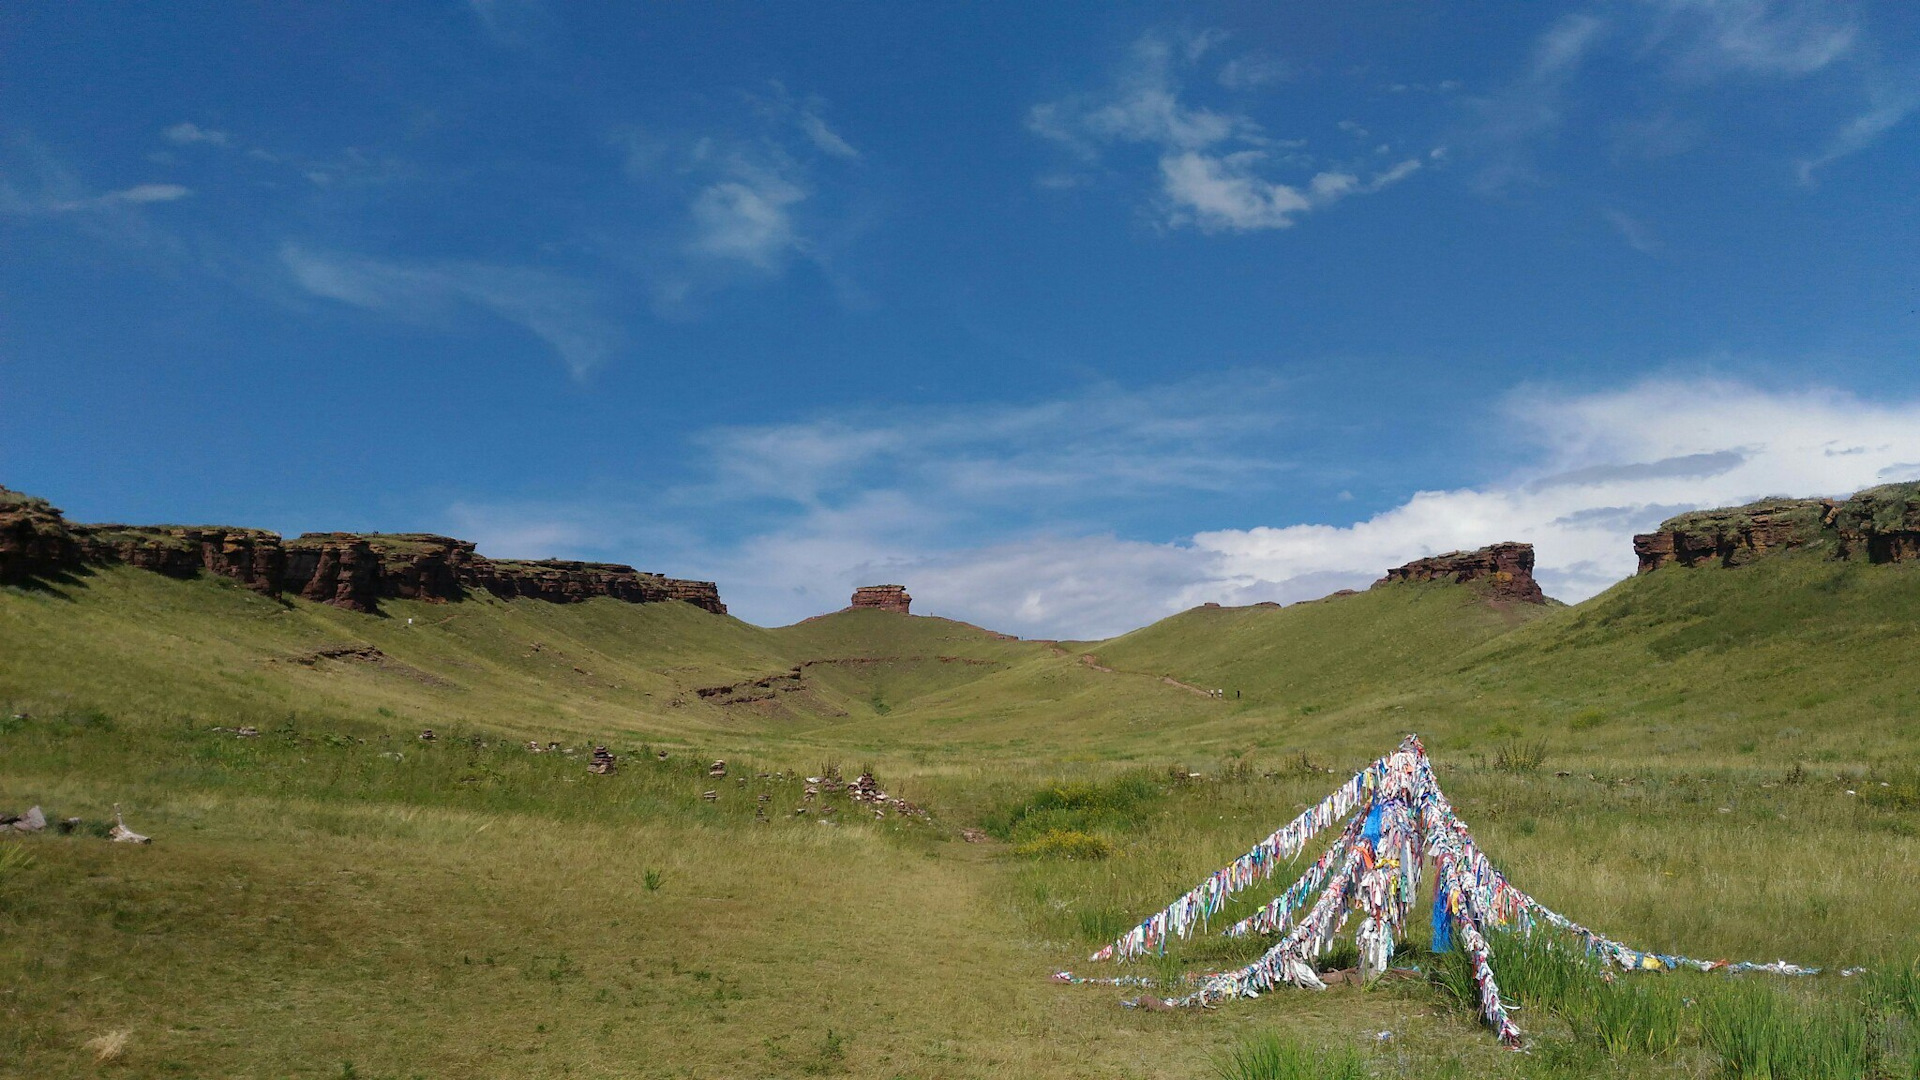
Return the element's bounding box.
[1075,734,1822,1047]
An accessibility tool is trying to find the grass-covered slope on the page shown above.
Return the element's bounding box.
[1084,582,1545,707]
[6,541,1920,1078]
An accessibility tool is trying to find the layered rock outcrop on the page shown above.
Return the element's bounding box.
[1633,483,1920,574]
[1831,484,1920,563]
[0,486,725,615]
[849,584,911,614]
[1631,499,1835,573]
[1373,542,1546,604]
[0,489,83,585]
[77,526,287,593]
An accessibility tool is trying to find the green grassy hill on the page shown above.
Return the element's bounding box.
[4,549,1920,1078]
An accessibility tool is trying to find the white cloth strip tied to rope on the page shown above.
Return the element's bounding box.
[1225,810,1367,938]
[1079,733,1825,1046]
[1091,751,1390,961]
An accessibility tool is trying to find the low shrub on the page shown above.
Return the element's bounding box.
[1013,829,1112,861]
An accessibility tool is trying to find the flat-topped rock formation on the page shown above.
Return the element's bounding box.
[1634,483,1920,574]
[849,584,911,614]
[1373,542,1546,604]
[1632,498,1833,572]
[0,486,725,615]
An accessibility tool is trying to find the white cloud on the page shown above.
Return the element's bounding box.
[280,244,619,377]
[0,179,191,215]
[1457,13,1608,190]
[687,166,807,270]
[674,378,1920,637]
[162,122,231,147]
[1158,152,1421,232]
[1218,55,1295,90]
[1602,208,1662,254]
[1029,31,1424,232]
[1796,79,1918,182]
[1184,380,1920,612]
[797,107,860,159]
[1650,0,1856,79]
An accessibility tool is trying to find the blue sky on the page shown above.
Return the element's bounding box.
[4,2,1918,636]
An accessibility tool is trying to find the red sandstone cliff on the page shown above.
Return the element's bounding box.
[1373,542,1547,604]
[0,486,725,615]
[848,584,911,614]
[0,489,84,585]
[1633,484,1920,574]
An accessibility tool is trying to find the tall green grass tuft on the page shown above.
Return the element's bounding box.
[1701,982,1869,1080]
[1578,976,1688,1057]
[1211,1031,1368,1080]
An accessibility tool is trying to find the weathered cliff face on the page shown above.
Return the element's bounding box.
[283,534,384,611]
[1633,484,1920,574]
[1373,542,1546,604]
[1831,484,1920,563]
[1631,499,1835,573]
[0,488,83,585]
[849,584,911,614]
[0,485,726,615]
[76,526,287,594]
[469,558,725,612]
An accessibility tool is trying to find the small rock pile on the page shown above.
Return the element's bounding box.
[844,768,927,821]
[588,746,617,775]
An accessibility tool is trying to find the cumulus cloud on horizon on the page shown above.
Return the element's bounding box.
[443,376,1920,640]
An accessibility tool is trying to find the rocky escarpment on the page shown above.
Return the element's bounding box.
[77,526,287,594]
[0,489,83,585]
[848,584,911,614]
[0,486,725,615]
[1631,499,1835,572]
[1373,542,1547,604]
[1633,483,1920,574]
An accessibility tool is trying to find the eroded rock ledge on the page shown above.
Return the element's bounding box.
[0,487,724,615]
[1373,542,1546,604]
[1632,482,1920,573]
[848,584,911,614]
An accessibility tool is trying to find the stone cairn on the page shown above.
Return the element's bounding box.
[588,746,617,775]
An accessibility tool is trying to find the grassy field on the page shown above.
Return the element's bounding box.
[3,557,1919,1077]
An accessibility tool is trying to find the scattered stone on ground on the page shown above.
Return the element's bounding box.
[418,729,435,741]
[0,806,47,833]
[235,726,259,738]
[960,828,988,843]
[701,790,718,801]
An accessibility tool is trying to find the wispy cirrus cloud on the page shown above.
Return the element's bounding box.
[162,122,232,147]
[614,86,863,308]
[280,244,619,378]
[1648,0,1857,79]
[1797,74,1920,183]
[0,144,193,217]
[1602,207,1662,254]
[1463,1,1896,191]
[1029,31,1426,232]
